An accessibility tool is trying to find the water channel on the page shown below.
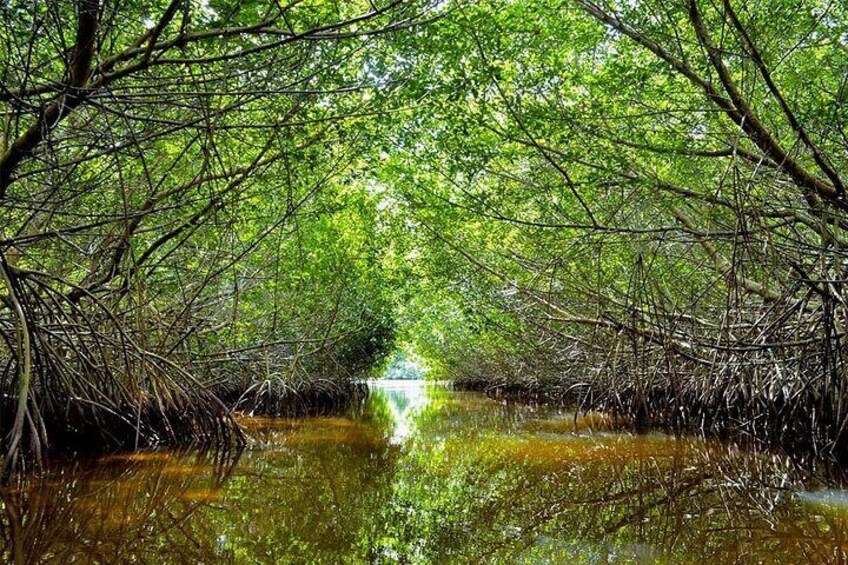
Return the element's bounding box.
[6,380,848,564]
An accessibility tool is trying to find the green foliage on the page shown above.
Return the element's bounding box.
[2,0,848,459]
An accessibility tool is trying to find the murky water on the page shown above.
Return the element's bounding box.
[5,380,848,564]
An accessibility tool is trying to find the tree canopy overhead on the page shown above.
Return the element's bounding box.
[1,0,848,470]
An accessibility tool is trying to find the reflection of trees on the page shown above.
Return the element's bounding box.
[1,393,399,564]
[377,395,848,564]
[0,450,240,564]
[211,418,397,564]
[5,388,848,564]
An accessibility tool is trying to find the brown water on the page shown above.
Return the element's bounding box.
[5,381,848,564]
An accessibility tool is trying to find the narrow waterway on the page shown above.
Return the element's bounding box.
[5,380,848,564]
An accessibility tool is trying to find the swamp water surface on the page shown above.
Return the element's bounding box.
[6,380,848,564]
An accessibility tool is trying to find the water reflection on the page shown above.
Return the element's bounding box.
[3,382,848,563]
[368,379,429,443]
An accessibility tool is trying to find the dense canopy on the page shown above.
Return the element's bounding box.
[1,0,848,473]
